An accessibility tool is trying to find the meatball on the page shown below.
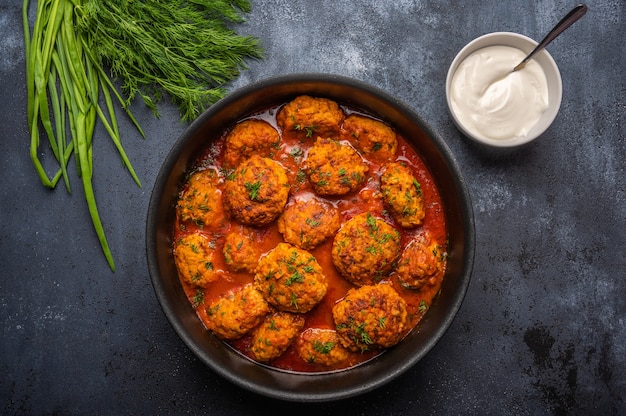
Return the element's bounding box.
[332,284,408,352]
[380,162,426,228]
[341,114,397,162]
[277,196,341,250]
[174,232,221,287]
[395,233,446,290]
[277,95,345,139]
[223,119,280,169]
[205,284,271,340]
[176,169,225,228]
[223,155,290,227]
[295,328,350,367]
[222,224,263,273]
[249,311,305,362]
[332,212,401,286]
[305,137,368,196]
[254,243,328,313]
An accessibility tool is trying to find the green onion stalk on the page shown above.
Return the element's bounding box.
[22,0,262,271]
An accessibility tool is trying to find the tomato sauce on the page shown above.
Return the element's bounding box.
[172,102,447,373]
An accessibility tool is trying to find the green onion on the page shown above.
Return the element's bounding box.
[23,0,132,270]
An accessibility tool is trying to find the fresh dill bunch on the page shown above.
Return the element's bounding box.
[75,0,263,121]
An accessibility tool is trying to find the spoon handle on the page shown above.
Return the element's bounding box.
[514,4,588,71]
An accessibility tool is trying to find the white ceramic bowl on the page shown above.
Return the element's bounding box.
[445,32,562,148]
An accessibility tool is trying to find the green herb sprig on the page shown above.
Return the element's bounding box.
[75,0,263,121]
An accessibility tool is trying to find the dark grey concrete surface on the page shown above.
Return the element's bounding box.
[1,1,624,414]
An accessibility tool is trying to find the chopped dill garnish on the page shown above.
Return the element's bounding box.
[244,181,262,201]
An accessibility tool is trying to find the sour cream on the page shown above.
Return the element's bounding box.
[449,45,549,141]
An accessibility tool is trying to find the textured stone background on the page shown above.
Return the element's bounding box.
[1,0,624,414]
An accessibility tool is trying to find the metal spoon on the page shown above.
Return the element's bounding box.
[513,4,588,72]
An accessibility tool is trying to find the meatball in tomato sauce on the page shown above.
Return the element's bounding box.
[223,119,280,169]
[249,311,305,363]
[254,243,328,313]
[277,196,341,250]
[341,114,397,163]
[305,137,368,196]
[380,161,426,228]
[174,232,221,288]
[395,233,446,290]
[332,284,408,352]
[222,224,264,274]
[206,284,271,341]
[295,328,350,367]
[223,155,290,227]
[176,168,225,229]
[332,212,401,286]
[277,95,344,140]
